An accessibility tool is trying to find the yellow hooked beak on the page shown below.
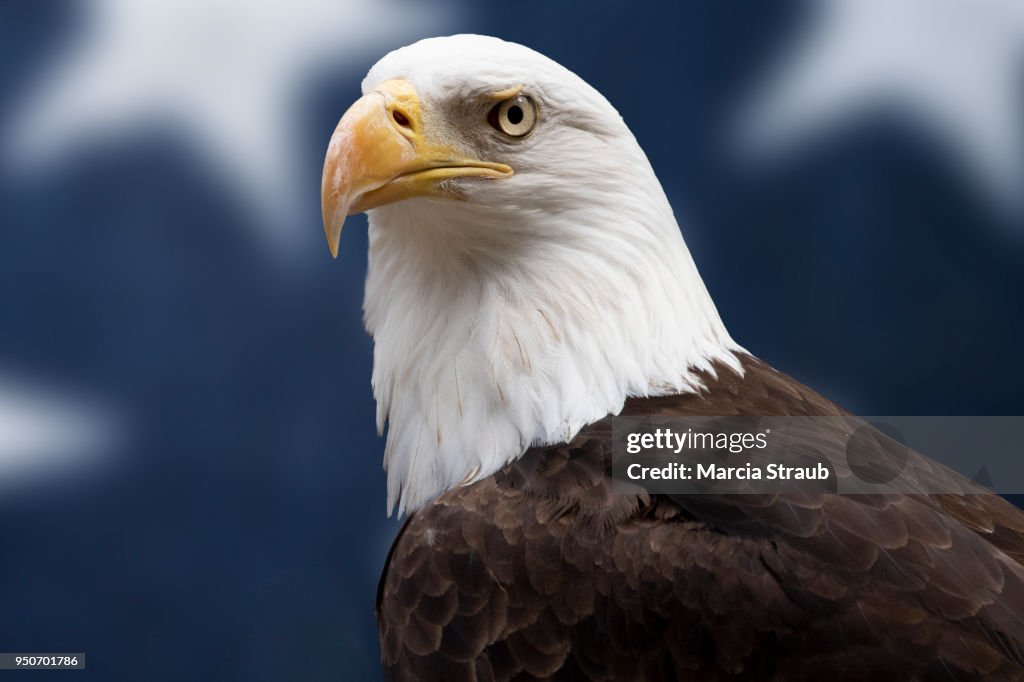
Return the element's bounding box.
[320,79,514,258]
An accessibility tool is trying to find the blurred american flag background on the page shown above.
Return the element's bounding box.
[0,1,1021,679]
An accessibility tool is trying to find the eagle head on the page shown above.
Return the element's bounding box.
[321,35,739,514]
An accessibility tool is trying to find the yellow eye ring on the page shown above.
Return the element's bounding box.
[488,95,537,137]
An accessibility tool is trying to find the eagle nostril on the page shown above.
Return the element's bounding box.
[392,109,411,128]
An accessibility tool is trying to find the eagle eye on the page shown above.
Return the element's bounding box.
[488,95,537,137]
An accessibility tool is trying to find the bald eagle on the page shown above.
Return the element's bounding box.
[321,35,1024,681]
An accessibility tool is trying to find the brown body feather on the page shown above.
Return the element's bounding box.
[377,355,1024,681]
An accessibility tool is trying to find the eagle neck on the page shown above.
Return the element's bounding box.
[363,185,740,515]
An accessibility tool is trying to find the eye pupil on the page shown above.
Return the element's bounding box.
[392,110,410,127]
[506,105,524,125]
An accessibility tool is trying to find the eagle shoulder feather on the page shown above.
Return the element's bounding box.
[377,355,1024,681]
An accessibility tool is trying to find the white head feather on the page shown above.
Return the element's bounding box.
[359,35,741,514]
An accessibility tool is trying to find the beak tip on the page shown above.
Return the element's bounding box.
[323,205,345,259]
[325,223,342,259]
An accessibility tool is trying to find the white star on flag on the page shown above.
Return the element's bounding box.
[737,0,1024,214]
[3,0,464,249]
